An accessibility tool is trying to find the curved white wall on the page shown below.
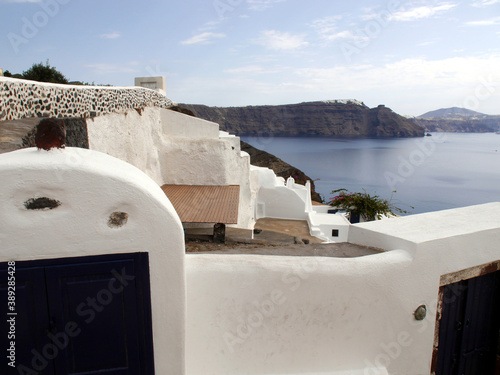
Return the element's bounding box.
[0,147,186,375]
[186,251,414,375]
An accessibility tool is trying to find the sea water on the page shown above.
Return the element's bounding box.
[243,133,500,215]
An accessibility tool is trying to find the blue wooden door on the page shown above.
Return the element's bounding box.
[0,267,55,374]
[435,270,500,375]
[0,253,154,375]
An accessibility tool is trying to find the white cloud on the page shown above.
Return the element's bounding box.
[310,16,343,36]
[292,55,500,93]
[472,0,500,6]
[224,65,283,75]
[199,20,222,32]
[225,65,265,74]
[466,17,500,26]
[311,16,369,45]
[254,30,308,50]
[170,56,500,114]
[100,32,121,40]
[180,32,226,45]
[389,3,457,21]
[84,62,140,75]
[247,0,285,11]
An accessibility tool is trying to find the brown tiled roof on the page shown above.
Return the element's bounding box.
[161,185,240,224]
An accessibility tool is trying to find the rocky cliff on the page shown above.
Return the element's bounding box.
[411,118,497,133]
[411,107,500,133]
[181,101,424,138]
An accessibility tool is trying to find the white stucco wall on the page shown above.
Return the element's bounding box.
[185,203,500,375]
[87,107,255,229]
[307,211,351,242]
[0,147,186,375]
[251,167,307,220]
[251,166,351,241]
[87,108,165,184]
[160,109,220,139]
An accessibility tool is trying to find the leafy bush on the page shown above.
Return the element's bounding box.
[328,188,411,222]
[3,70,23,79]
[22,60,68,84]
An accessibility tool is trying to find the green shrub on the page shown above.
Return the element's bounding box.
[329,188,411,221]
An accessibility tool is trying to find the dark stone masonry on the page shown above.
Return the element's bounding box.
[0,78,174,122]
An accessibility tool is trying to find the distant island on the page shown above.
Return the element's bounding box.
[180,101,424,138]
[410,107,500,133]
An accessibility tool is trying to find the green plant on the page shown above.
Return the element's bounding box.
[22,60,68,84]
[328,188,411,221]
[3,70,23,79]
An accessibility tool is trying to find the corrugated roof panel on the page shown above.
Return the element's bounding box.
[161,185,240,224]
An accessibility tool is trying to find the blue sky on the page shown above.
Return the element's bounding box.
[1,0,499,116]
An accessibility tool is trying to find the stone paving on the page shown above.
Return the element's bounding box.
[186,218,382,258]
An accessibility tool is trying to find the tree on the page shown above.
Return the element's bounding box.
[328,188,411,222]
[22,60,68,84]
[3,70,23,79]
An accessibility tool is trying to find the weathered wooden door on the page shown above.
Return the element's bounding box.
[434,270,500,375]
[0,253,154,375]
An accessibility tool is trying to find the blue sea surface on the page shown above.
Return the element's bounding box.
[243,133,500,215]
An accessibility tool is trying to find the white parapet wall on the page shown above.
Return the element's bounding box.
[251,166,309,221]
[0,147,186,374]
[185,202,500,374]
[251,166,351,241]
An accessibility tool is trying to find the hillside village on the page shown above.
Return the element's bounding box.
[0,75,499,375]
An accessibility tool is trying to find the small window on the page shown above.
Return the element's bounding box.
[332,229,339,237]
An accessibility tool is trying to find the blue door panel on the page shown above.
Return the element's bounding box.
[45,259,141,375]
[436,270,500,375]
[0,253,154,375]
[0,267,56,374]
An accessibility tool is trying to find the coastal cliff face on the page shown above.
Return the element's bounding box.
[411,118,497,133]
[411,107,500,133]
[181,101,424,138]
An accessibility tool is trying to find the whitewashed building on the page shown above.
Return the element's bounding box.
[0,76,499,375]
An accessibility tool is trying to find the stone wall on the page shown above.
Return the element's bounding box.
[0,77,174,121]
